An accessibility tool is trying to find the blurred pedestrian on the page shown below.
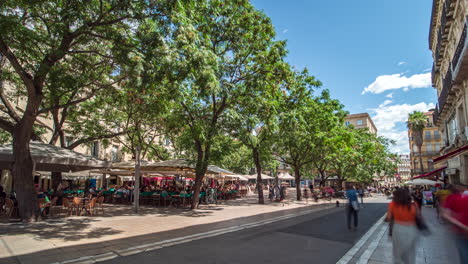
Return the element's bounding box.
[386,188,419,264]
[442,185,468,264]
[303,187,309,203]
[345,185,359,231]
[358,187,364,205]
[412,188,423,209]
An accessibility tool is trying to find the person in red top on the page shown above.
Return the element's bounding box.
[442,185,468,264]
[386,188,419,264]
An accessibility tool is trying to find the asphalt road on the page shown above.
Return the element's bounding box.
[102,202,388,264]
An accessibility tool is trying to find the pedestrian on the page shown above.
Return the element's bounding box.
[442,185,468,264]
[358,187,364,205]
[345,185,359,231]
[412,188,423,209]
[268,185,274,201]
[386,188,419,264]
[303,187,309,203]
[274,184,280,201]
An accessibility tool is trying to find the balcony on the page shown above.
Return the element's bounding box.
[438,66,453,112]
[435,0,455,67]
[411,151,440,157]
[452,17,468,82]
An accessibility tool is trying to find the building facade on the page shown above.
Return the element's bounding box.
[408,110,444,177]
[344,113,378,134]
[397,154,411,182]
[429,0,468,185]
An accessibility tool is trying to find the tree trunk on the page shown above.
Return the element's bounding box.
[319,170,327,187]
[191,148,208,210]
[337,178,344,191]
[417,145,424,173]
[252,148,264,204]
[51,172,62,193]
[12,125,40,221]
[294,166,301,201]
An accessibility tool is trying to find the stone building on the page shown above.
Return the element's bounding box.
[397,154,411,182]
[429,0,468,184]
[344,113,378,134]
[408,110,444,177]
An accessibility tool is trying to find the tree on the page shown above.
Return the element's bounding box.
[327,126,397,189]
[276,70,322,200]
[0,0,149,220]
[407,111,427,174]
[164,0,281,209]
[226,42,289,204]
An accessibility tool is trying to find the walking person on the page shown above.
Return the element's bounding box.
[386,188,419,264]
[412,188,423,210]
[442,185,468,264]
[345,185,359,231]
[358,187,364,205]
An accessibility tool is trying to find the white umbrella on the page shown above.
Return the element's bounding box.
[405,179,442,186]
[248,174,274,180]
[278,173,295,180]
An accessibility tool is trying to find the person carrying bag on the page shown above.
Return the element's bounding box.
[386,188,429,264]
[345,185,359,231]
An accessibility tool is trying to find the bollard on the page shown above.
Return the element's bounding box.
[336,200,340,207]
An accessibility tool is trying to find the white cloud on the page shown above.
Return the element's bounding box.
[380,100,393,107]
[423,68,431,72]
[370,101,435,154]
[385,93,393,98]
[397,61,407,66]
[362,72,431,94]
[282,29,288,34]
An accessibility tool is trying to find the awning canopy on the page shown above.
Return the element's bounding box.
[405,178,443,186]
[413,166,447,179]
[433,145,468,163]
[247,174,274,180]
[278,173,294,180]
[0,141,109,172]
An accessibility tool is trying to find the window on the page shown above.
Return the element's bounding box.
[345,121,350,126]
[447,115,458,144]
[164,138,171,146]
[434,142,441,152]
[65,136,74,148]
[91,142,99,157]
[425,131,431,139]
[412,144,418,152]
[434,130,440,139]
[426,143,433,153]
[111,145,119,161]
[356,120,363,125]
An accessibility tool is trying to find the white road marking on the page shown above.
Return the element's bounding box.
[336,214,386,264]
[356,223,388,264]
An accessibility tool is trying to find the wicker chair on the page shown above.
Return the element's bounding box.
[72,197,82,216]
[96,196,105,214]
[4,198,17,218]
[62,198,75,216]
[85,197,97,216]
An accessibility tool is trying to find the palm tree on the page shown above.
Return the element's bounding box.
[407,111,428,174]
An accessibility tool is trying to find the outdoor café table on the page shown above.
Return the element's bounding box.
[151,193,161,207]
[79,197,91,215]
[170,194,181,207]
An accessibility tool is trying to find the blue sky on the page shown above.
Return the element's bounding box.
[251,0,437,154]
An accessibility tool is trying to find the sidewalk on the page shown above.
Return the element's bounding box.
[345,206,460,264]
[0,190,347,264]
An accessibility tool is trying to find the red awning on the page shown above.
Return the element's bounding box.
[433,144,468,163]
[413,166,447,179]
